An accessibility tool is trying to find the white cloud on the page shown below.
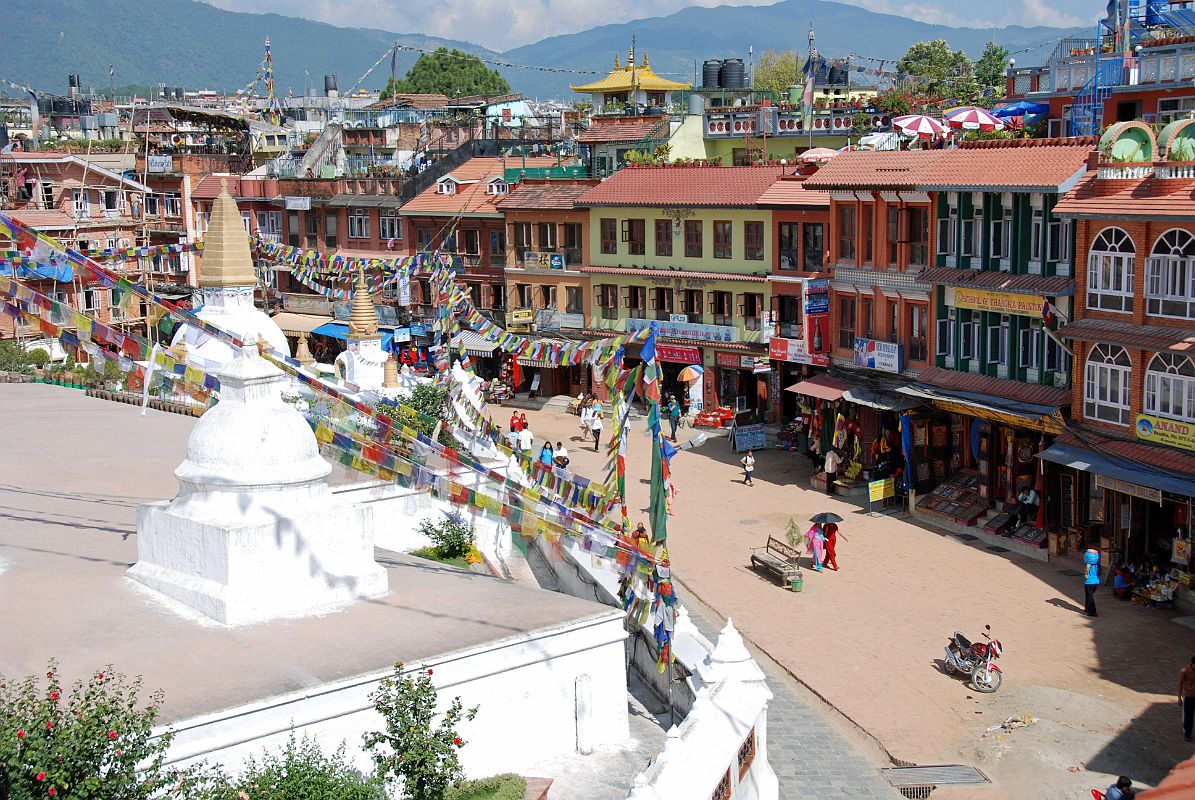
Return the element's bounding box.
[837,0,1087,30]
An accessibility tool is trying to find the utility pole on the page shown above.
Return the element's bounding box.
[807,23,816,151]
[108,64,115,105]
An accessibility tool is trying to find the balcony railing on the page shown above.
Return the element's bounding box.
[1155,161,1195,179]
[1097,163,1154,179]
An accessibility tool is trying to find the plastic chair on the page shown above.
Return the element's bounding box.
[1092,790,1106,800]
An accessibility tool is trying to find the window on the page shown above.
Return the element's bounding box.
[1145,353,1195,423]
[491,283,505,309]
[307,214,321,248]
[680,289,703,322]
[1147,229,1195,319]
[379,212,401,241]
[740,293,763,330]
[990,213,1010,262]
[144,193,160,217]
[1020,321,1041,370]
[463,229,481,257]
[626,219,645,256]
[685,220,703,258]
[655,219,672,257]
[1087,227,1135,312]
[937,209,956,256]
[1031,209,1044,262]
[489,229,506,261]
[887,207,900,265]
[937,309,956,357]
[486,179,507,195]
[600,218,617,255]
[163,193,181,217]
[1045,327,1063,372]
[860,297,874,339]
[838,205,856,261]
[241,210,252,235]
[908,207,929,266]
[72,190,90,218]
[714,221,732,259]
[862,205,874,264]
[513,222,532,261]
[437,179,457,195]
[40,182,54,208]
[650,287,674,319]
[838,296,856,349]
[564,223,583,264]
[908,305,928,361]
[540,285,557,309]
[777,295,801,336]
[986,315,1009,365]
[779,222,799,269]
[1049,216,1070,263]
[1085,344,1132,425]
[82,288,102,311]
[888,300,898,342]
[1158,96,1195,123]
[348,208,370,239]
[625,285,646,318]
[803,223,824,271]
[961,214,975,257]
[324,214,338,249]
[961,317,979,360]
[513,283,532,308]
[566,286,583,314]
[102,190,120,214]
[417,228,433,251]
[538,222,558,251]
[745,221,764,261]
[710,291,733,326]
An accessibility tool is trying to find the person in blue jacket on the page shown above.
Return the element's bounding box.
[1084,548,1101,617]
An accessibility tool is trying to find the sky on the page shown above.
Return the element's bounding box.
[204,0,1098,51]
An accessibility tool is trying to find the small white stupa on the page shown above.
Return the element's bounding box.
[333,269,388,391]
[172,178,290,367]
[129,347,388,625]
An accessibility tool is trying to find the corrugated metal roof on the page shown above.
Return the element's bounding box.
[916,366,1070,407]
[922,267,1073,296]
[1058,317,1195,354]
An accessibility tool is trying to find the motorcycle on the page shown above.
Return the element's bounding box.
[942,624,1003,693]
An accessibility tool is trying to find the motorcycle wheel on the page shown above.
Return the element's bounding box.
[971,665,1002,693]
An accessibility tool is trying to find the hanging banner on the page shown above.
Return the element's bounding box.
[853,337,903,373]
[953,287,1044,317]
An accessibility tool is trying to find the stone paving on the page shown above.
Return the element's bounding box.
[517,404,1195,799]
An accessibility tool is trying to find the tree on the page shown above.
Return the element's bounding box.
[382,48,510,99]
[755,49,802,100]
[895,39,977,106]
[975,42,1010,97]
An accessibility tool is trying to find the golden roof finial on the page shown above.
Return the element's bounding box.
[347,267,380,339]
[643,52,650,69]
[614,54,620,70]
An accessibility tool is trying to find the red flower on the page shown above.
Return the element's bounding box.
[36,772,46,782]
[427,668,433,676]
[49,691,58,701]
[453,737,462,746]
[115,750,122,757]
[48,788,56,797]
[16,730,24,739]
[96,672,104,681]
[108,731,117,740]
[44,722,52,731]
[45,672,53,679]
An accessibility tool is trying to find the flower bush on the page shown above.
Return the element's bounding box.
[0,661,179,799]
[194,733,386,800]
[364,662,478,800]
[417,512,476,560]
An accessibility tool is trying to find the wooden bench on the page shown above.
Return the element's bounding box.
[750,536,801,586]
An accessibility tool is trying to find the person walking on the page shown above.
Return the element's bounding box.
[823,447,843,495]
[740,450,756,486]
[579,399,592,438]
[1083,547,1101,617]
[823,522,842,570]
[591,412,604,452]
[804,522,826,572]
[1180,656,1195,742]
[665,395,681,441]
[518,412,529,432]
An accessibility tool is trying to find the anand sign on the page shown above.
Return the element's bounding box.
[953,288,1043,317]
[1136,413,1195,453]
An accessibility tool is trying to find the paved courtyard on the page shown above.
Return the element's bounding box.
[519,403,1195,800]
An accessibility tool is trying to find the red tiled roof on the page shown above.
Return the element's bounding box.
[1057,424,1195,477]
[576,164,786,208]
[580,265,769,282]
[916,138,1093,191]
[916,366,1070,408]
[192,175,240,199]
[756,175,832,207]
[1054,171,1195,218]
[1140,754,1195,800]
[494,179,599,211]
[921,267,1073,296]
[1058,317,1195,355]
[8,210,78,229]
[802,151,942,190]
[577,115,669,144]
[401,157,560,216]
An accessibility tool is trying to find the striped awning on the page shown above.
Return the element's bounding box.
[451,330,498,357]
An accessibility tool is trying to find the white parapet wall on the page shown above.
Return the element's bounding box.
[157,609,630,780]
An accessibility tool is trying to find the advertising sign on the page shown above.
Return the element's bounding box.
[521,251,566,270]
[669,314,689,323]
[657,344,702,363]
[510,308,535,324]
[715,352,741,368]
[805,314,829,356]
[1095,473,1163,504]
[768,336,829,366]
[1135,413,1195,453]
[953,288,1043,317]
[147,155,174,173]
[853,338,903,373]
[626,317,738,343]
[283,196,312,211]
[868,478,895,502]
[734,423,768,452]
[803,278,830,314]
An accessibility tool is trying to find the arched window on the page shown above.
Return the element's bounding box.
[1084,344,1132,425]
[1146,229,1195,319]
[1086,227,1135,313]
[1145,353,1195,423]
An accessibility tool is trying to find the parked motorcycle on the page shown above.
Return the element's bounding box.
[942,624,1003,693]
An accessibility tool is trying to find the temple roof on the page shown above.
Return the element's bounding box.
[571,51,691,94]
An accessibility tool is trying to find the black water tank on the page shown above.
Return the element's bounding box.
[37,98,53,116]
[703,59,722,89]
[720,58,746,89]
[68,74,80,89]
[52,98,71,115]
[174,87,184,101]
[324,74,338,95]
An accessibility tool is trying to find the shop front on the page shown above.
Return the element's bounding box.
[452,330,502,380]
[656,344,704,412]
[713,351,771,419]
[768,335,829,422]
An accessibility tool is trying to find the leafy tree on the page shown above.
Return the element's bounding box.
[755,49,802,100]
[382,49,510,99]
[896,39,977,105]
[975,42,1011,97]
[199,734,387,800]
[417,511,476,560]
[0,340,35,373]
[377,383,454,446]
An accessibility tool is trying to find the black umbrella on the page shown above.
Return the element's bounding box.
[810,512,844,524]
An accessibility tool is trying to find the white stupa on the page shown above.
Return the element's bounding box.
[333,269,388,391]
[172,178,290,367]
[129,347,388,625]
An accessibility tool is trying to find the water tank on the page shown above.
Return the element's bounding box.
[81,115,97,130]
[99,112,117,127]
[37,98,53,116]
[720,58,746,89]
[688,92,706,115]
[324,74,339,98]
[174,87,184,101]
[52,98,72,115]
[68,74,80,89]
[702,59,723,89]
[827,65,844,85]
[788,85,801,105]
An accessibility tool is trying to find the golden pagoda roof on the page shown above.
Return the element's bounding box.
[571,51,691,94]
[198,178,258,289]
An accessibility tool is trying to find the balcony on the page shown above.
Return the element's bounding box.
[340,176,404,196]
[1154,161,1195,179]
[703,106,891,140]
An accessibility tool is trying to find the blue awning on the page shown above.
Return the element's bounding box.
[1037,442,1195,498]
[311,322,401,351]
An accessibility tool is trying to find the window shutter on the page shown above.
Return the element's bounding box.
[649,291,659,310]
[621,288,631,308]
[736,293,745,316]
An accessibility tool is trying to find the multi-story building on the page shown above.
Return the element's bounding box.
[0,152,151,347]
[495,179,598,397]
[575,163,783,412]
[1048,119,1195,570]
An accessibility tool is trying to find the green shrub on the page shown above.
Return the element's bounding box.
[446,773,527,800]
[197,733,386,800]
[26,348,50,368]
[417,512,475,560]
[0,341,34,373]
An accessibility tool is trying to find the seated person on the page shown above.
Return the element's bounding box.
[1113,566,1134,600]
[1014,484,1039,526]
[1106,776,1135,800]
[553,441,570,468]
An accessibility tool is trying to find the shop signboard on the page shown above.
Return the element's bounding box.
[868,477,895,502]
[626,317,738,343]
[283,292,332,315]
[1095,474,1163,504]
[410,322,428,337]
[1135,413,1195,453]
[669,314,689,323]
[284,196,312,211]
[388,327,412,344]
[147,155,174,173]
[733,423,768,452]
[715,352,741,368]
[657,344,701,364]
[510,308,535,324]
[853,338,903,373]
[953,287,1043,317]
[768,336,829,367]
[521,251,565,270]
[803,278,830,314]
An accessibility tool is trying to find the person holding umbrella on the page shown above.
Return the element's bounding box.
[808,512,843,573]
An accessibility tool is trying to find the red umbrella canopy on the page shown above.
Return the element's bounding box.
[892,114,948,139]
[944,107,1005,131]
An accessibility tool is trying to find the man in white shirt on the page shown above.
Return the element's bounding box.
[1016,484,1040,526]
[823,448,843,496]
[517,426,534,453]
[554,441,569,468]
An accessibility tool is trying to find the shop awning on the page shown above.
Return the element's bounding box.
[451,330,499,357]
[1038,441,1195,498]
[841,386,920,411]
[271,312,333,335]
[897,384,1066,433]
[785,373,851,401]
[311,322,402,351]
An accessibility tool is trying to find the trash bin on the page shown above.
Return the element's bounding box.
[790,572,803,592]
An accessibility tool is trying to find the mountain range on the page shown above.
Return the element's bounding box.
[5,0,1083,100]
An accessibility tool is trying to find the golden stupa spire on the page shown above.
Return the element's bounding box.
[199,177,258,289]
[614,54,620,70]
[347,267,380,339]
